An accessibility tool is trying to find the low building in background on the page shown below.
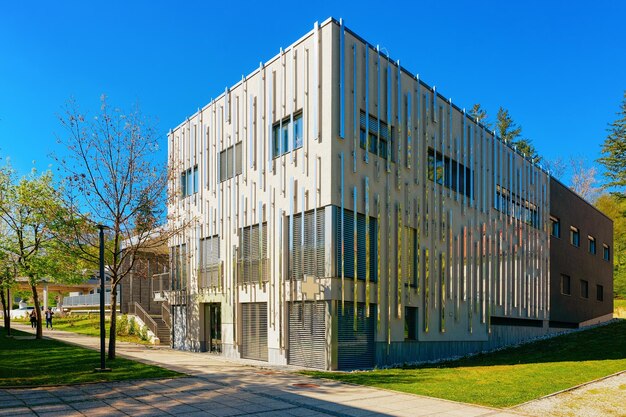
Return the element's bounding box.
[159,18,612,370]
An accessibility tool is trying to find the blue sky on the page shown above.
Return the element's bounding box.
[1,1,625,183]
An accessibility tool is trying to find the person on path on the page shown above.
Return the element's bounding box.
[45,307,54,329]
[29,309,37,328]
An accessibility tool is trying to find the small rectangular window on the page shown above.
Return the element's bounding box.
[404,306,418,340]
[570,227,580,247]
[603,244,610,261]
[561,274,571,296]
[293,113,303,149]
[180,165,199,198]
[588,236,596,255]
[181,171,187,197]
[580,279,589,299]
[550,216,560,238]
[272,124,280,158]
[596,284,604,302]
[235,142,243,176]
[272,111,304,158]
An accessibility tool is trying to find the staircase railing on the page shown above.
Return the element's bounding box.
[129,301,159,337]
[161,300,171,329]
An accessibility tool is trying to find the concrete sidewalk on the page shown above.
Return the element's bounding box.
[1,324,527,417]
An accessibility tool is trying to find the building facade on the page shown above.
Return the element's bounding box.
[166,18,613,369]
[549,178,613,327]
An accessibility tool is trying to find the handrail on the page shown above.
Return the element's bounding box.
[130,301,159,337]
[63,293,111,307]
[161,300,171,329]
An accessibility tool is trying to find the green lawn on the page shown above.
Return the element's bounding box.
[303,320,626,408]
[0,327,180,387]
[15,314,151,344]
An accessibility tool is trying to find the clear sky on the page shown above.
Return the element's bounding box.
[1,1,625,182]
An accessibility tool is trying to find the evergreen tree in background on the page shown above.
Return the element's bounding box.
[598,91,626,199]
[471,105,541,163]
[595,194,626,298]
[496,107,522,144]
[469,104,491,129]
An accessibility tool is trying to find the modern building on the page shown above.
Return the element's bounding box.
[164,18,613,370]
[549,178,613,327]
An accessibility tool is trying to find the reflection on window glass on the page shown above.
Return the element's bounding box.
[272,112,304,158]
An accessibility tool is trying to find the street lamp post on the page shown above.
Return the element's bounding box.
[95,224,111,372]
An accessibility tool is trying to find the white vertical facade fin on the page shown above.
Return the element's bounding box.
[313,21,319,141]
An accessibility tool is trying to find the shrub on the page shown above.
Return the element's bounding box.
[138,325,149,342]
[116,314,129,336]
[129,317,137,335]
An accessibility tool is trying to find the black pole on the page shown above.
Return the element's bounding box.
[96,225,110,372]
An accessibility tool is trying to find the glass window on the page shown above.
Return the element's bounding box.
[293,113,303,149]
[193,166,199,194]
[561,274,571,295]
[281,123,289,154]
[596,284,604,302]
[181,171,187,197]
[550,216,560,238]
[570,227,580,247]
[580,279,589,299]
[603,244,610,261]
[272,111,304,158]
[235,142,242,176]
[588,236,596,255]
[272,124,280,158]
[404,306,418,340]
[186,168,193,196]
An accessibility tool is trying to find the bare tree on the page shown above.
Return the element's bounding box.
[55,96,187,359]
[570,157,600,202]
[544,157,567,179]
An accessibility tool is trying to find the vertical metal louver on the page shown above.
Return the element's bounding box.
[288,302,326,369]
[290,210,325,280]
[335,207,377,281]
[241,302,268,361]
[337,303,376,370]
[237,223,268,284]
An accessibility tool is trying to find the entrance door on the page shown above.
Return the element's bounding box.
[202,303,222,353]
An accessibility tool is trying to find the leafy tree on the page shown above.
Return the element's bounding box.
[0,232,18,334]
[598,91,626,199]
[55,96,185,359]
[0,166,81,338]
[595,194,626,298]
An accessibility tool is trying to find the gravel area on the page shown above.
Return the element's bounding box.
[515,371,626,417]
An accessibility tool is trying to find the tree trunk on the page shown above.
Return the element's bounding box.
[107,286,118,359]
[31,283,42,339]
[1,288,10,335]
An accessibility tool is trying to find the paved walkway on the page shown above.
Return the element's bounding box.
[1,324,526,417]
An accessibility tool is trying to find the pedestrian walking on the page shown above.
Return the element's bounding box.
[45,307,54,329]
[29,309,37,328]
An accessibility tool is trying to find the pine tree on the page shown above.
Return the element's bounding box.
[469,104,491,129]
[598,91,626,199]
[496,107,522,144]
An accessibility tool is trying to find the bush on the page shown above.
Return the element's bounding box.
[138,325,149,342]
[116,314,129,336]
[128,317,137,335]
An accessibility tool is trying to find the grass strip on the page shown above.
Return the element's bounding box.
[0,327,180,387]
[303,320,626,407]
